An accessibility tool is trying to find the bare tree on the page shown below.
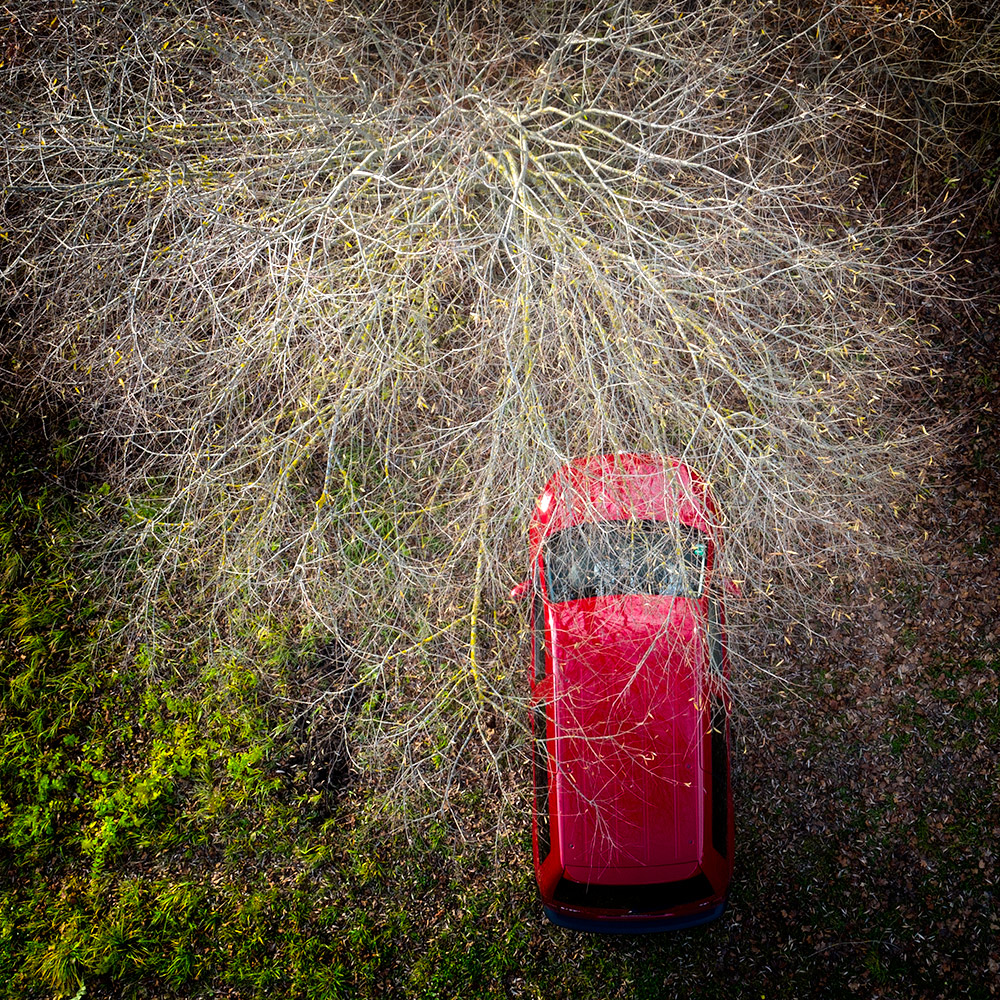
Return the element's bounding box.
[3,0,992,826]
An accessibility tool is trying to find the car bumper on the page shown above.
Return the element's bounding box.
[543,898,727,934]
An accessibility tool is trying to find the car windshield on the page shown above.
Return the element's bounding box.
[542,520,707,603]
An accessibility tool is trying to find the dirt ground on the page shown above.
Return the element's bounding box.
[728,213,1000,997]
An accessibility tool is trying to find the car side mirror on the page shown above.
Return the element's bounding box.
[724,579,743,598]
[510,579,531,601]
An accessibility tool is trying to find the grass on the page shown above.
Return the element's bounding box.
[0,430,539,997]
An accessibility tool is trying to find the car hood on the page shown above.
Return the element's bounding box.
[549,593,707,881]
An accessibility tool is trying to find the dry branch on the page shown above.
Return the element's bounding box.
[3,0,988,824]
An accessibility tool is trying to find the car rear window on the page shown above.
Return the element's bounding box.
[552,871,715,911]
[542,520,707,603]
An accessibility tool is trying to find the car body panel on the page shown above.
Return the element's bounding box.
[530,453,717,545]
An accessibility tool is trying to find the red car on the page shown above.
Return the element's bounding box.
[512,454,734,932]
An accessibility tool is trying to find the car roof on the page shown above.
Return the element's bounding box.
[549,593,709,880]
